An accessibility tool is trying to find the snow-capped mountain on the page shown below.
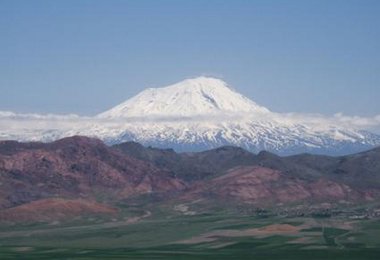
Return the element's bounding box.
[1,76,380,155]
[98,77,269,118]
[93,76,380,155]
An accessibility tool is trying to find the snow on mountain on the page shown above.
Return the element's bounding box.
[98,77,269,118]
[93,76,380,155]
[1,76,380,155]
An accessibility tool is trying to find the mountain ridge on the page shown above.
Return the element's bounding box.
[94,77,380,155]
[1,136,379,218]
[114,140,380,188]
[1,77,380,155]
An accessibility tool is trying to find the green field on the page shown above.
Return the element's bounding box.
[1,201,380,259]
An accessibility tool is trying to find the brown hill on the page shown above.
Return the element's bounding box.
[0,198,117,223]
[0,137,379,223]
[115,142,380,190]
[115,142,380,205]
[185,166,373,205]
[0,136,185,209]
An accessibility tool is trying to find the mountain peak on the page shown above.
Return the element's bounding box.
[178,76,230,89]
[98,77,269,118]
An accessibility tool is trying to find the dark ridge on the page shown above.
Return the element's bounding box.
[0,136,380,218]
[114,143,257,181]
[114,140,380,188]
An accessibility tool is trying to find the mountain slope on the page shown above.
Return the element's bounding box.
[0,136,185,209]
[98,77,269,118]
[114,141,380,205]
[1,77,379,155]
[184,166,369,205]
[1,138,380,224]
[94,77,380,155]
[115,141,380,190]
[114,142,257,181]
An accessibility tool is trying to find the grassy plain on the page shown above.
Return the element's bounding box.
[1,201,380,259]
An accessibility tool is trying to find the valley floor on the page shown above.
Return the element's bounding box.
[1,201,380,259]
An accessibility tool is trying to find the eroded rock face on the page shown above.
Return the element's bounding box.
[185,166,370,205]
[113,142,258,182]
[115,142,380,205]
[0,137,379,218]
[0,136,185,208]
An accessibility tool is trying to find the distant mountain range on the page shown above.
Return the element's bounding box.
[1,136,380,222]
[1,77,380,155]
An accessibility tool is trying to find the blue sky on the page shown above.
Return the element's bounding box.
[1,0,379,116]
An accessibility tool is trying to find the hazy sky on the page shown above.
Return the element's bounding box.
[1,0,379,116]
